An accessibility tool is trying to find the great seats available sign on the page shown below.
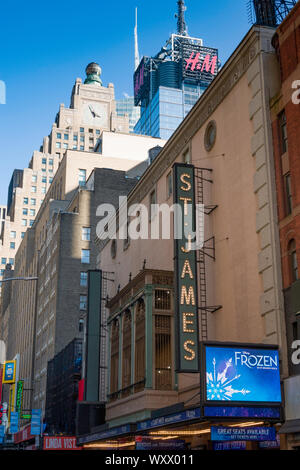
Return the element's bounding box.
[43,436,82,451]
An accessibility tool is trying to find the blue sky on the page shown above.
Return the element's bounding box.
[0,0,250,205]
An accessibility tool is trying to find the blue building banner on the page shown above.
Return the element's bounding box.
[137,408,201,431]
[0,425,5,438]
[10,411,19,434]
[30,409,42,435]
[205,345,281,403]
[211,426,277,442]
[213,441,247,451]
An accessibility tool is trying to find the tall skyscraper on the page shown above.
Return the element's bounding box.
[0,63,130,285]
[133,0,219,140]
[116,94,141,133]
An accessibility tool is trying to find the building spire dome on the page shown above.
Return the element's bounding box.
[84,62,102,86]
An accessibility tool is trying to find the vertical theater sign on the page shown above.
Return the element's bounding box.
[173,163,200,373]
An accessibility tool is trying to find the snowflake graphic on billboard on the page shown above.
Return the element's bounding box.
[206,357,251,401]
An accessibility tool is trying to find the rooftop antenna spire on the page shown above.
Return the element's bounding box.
[134,7,140,71]
[175,0,188,36]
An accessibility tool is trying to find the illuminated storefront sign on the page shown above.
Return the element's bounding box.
[15,381,24,414]
[43,436,82,451]
[211,426,277,442]
[3,360,16,384]
[173,163,199,373]
[202,343,282,404]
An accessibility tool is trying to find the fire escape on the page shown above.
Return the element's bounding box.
[195,167,222,341]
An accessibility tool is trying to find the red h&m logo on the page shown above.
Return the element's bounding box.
[185,52,217,75]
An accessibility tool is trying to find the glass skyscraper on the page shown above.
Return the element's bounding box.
[116,95,141,133]
[133,2,218,140]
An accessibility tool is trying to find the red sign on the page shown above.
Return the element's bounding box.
[43,436,82,451]
[14,424,35,444]
[78,379,84,402]
[185,52,217,75]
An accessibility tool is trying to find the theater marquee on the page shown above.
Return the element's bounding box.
[173,163,199,373]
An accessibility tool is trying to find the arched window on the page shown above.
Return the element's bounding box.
[122,310,131,396]
[110,319,119,400]
[135,299,145,392]
[288,239,298,283]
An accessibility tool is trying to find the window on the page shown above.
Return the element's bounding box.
[31,186,37,193]
[49,158,53,166]
[288,239,298,283]
[82,227,91,241]
[42,157,47,164]
[80,136,85,142]
[23,198,28,205]
[9,258,14,265]
[79,319,84,333]
[80,145,84,151]
[155,315,172,390]
[80,272,88,287]
[10,242,15,249]
[81,249,90,264]
[56,142,61,149]
[29,220,34,227]
[1,258,6,265]
[122,311,132,394]
[166,172,172,199]
[204,120,217,152]
[96,129,100,135]
[10,231,16,238]
[64,133,69,140]
[110,320,119,397]
[56,132,61,139]
[73,135,78,141]
[22,219,27,226]
[279,111,288,154]
[149,189,157,219]
[29,209,35,216]
[134,300,145,393]
[79,169,86,186]
[80,127,84,133]
[30,198,36,205]
[21,232,25,239]
[0,270,4,276]
[42,176,47,183]
[284,173,293,216]
[63,143,68,149]
[80,295,87,311]
[73,145,78,150]
[32,175,37,183]
[23,208,28,215]
[183,148,191,164]
[89,138,94,144]
[41,187,46,194]
[49,178,53,184]
[155,290,171,310]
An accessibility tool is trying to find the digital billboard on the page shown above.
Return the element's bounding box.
[202,343,282,404]
[3,360,16,384]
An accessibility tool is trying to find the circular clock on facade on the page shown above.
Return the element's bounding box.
[82,102,107,126]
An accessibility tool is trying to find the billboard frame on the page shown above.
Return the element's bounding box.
[200,341,283,410]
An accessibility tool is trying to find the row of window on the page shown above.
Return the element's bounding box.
[57,128,100,139]
[32,175,53,184]
[23,198,43,206]
[30,186,47,194]
[41,157,54,165]
[1,258,14,266]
